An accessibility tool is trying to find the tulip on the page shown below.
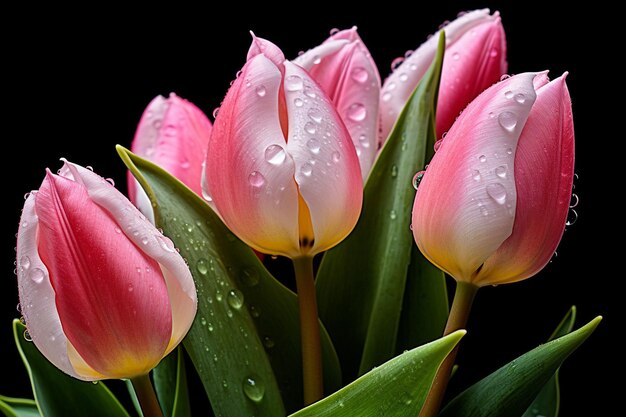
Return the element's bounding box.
[129,93,212,221]
[412,71,574,287]
[204,35,362,259]
[379,9,507,142]
[205,35,362,404]
[16,160,197,382]
[294,28,381,179]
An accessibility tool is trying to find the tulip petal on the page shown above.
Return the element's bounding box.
[64,162,197,356]
[205,55,301,256]
[380,9,504,141]
[412,73,537,282]
[130,94,212,215]
[296,29,380,180]
[16,193,94,380]
[35,171,172,378]
[283,61,363,255]
[476,74,574,285]
[247,32,285,67]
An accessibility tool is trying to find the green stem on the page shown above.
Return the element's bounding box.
[419,281,478,417]
[293,256,324,405]
[130,374,164,417]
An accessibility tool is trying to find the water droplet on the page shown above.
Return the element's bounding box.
[308,108,323,123]
[434,139,443,152]
[569,194,579,208]
[390,57,404,71]
[227,289,244,309]
[255,85,266,97]
[514,93,526,104]
[312,55,321,65]
[264,145,286,165]
[498,111,517,132]
[157,235,176,252]
[294,98,304,107]
[479,204,489,216]
[472,170,481,181]
[351,67,369,83]
[248,171,265,188]
[301,163,313,177]
[240,268,260,287]
[495,165,507,179]
[486,183,507,205]
[566,209,578,226]
[222,380,228,389]
[410,63,418,71]
[452,52,460,60]
[285,75,303,91]
[141,236,149,245]
[23,330,32,342]
[399,73,408,82]
[479,155,487,163]
[389,210,397,220]
[250,305,260,318]
[20,255,30,270]
[29,268,45,284]
[500,74,511,81]
[304,121,317,134]
[332,152,341,163]
[127,283,134,292]
[391,165,398,178]
[506,147,513,155]
[504,90,514,99]
[347,103,367,122]
[243,376,265,402]
[212,107,220,118]
[382,92,392,102]
[263,336,275,349]
[215,290,223,302]
[387,82,397,91]
[307,138,321,154]
[330,28,340,35]
[412,171,425,189]
[490,49,499,58]
[197,258,209,275]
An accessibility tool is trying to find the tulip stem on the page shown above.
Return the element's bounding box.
[419,281,478,417]
[293,256,324,405]
[131,374,164,417]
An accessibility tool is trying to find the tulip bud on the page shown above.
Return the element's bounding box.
[380,9,507,142]
[412,72,574,286]
[16,161,197,380]
[295,28,381,179]
[129,93,212,221]
[203,35,363,258]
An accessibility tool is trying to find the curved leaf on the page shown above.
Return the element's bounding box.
[289,331,465,417]
[440,316,601,417]
[316,32,446,379]
[12,320,131,417]
[522,306,577,417]
[0,396,39,417]
[153,348,190,417]
[118,146,341,415]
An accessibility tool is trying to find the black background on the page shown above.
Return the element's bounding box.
[2,1,619,415]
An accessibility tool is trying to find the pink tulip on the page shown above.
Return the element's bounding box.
[412,72,574,286]
[294,28,381,179]
[380,9,507,142]
[204,36,363,258]
[16,161,197,380]
[129,93,212,220]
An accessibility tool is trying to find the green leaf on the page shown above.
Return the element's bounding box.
[289,330,465,417]
[395,246,448,354]
[316,32,446,379]
[12,320,131,417]
[118,147,341,415]
[153,348,191,417]
[440,316,601,417]
[0,396,40,417]
[522,306,577,417]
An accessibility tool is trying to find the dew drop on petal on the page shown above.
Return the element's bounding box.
[566,209,578,226]
[285,75,303,91]
[495,165,507,179]
[351,67,369,83]
[504,90,514,99]
[20,256,30,270]
[569,193,579,208]
[390,57,404,71]
[382,92,392,102]
[412,171,425,189]
[301,163,313,177]
[29,268,45,284]
[264,145,286,165]
[308,108,323,123]
[347,103,367,122]
[157,235,176,252]
[307,138,321,154]
[248,171,265,188]
[294,98,303,107]
[514,93,526,104]
[472,170,481,181]
[304,122,317,134]
[479,155,487,163]
[486,183,507,205]
[255,85,266,97]
[498,111,517,132]
[332,152,341,163]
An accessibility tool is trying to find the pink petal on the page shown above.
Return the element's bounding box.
[35,171,172,378]
[64,161,197,356]
[380,9,505,142]
[296,28,380,180]
[412,73,537,282]
[130,94,212,219]
[247,32,285,67]
[204,55,301,257]
[16,193,96,380]
[283,61,363,255]
[475,74,574,285]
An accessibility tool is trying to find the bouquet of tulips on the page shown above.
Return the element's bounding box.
[3,9,600,417]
